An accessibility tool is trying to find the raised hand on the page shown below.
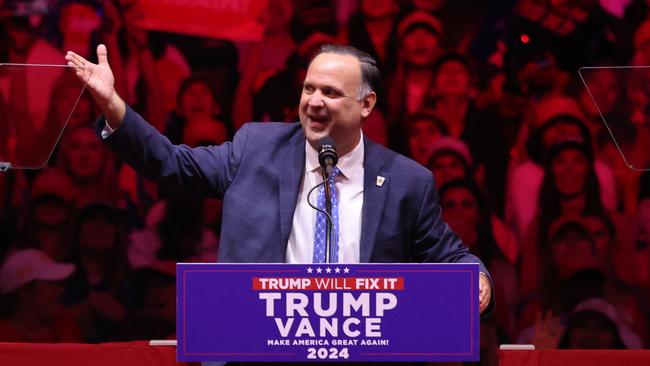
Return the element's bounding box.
[531,310,563,350]
[65,44,126,126]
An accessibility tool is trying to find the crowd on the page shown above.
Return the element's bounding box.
[1,1,649,365]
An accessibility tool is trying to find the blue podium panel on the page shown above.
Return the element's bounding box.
[177,263,479,362]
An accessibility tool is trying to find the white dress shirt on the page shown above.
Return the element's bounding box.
[286,136,364,264]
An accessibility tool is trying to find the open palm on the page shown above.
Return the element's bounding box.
[65,44,116,109]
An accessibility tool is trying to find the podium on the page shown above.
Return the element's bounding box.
[177,263,480,363]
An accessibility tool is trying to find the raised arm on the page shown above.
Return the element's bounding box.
[65,44,126,129]
[65,44,243,198]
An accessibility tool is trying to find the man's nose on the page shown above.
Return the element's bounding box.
[307,91,325,108]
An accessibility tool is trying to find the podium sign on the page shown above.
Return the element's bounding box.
[177,263,479,362]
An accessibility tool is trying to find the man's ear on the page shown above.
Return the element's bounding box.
[360,91,377,119]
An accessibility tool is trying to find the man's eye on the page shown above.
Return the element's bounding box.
[323,89,341,98]
[303,85,314,93]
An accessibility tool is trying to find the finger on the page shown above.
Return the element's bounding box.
[97,44,109,66]
[67,61,81,72]
[67,57,90,75]
[65,50,87,63]
[479,293,485,312]
[544,311,554,333]
[66,52,88,68]
[65,50,80,59]
[64,52,81,66]
[542,311,551,333]
[67,61,88,80]
[480,295,488,312]
[535,312,546,336]
[550,316,562,335]
[479,274,491,294]
[545,310,554,323]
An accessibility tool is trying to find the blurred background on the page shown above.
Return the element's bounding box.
[0,1,649,364]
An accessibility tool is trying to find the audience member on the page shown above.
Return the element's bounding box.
[0,0,648,353]
[406,111,448,165]
[63,203,130,343]
[17,168,77,262]
[55,126,118,207]
[165,73,228,144]
[0,249,82,342]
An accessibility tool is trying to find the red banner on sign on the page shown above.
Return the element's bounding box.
[137,0,267,41]
[252,277,406,291]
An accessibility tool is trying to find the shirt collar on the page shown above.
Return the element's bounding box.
[305,134,364,180]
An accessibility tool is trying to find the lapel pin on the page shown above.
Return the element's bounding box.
[376,176,386,187]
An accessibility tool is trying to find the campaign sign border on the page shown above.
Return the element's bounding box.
[177,263,479,362]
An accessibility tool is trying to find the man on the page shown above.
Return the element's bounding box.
[65,44,492,313]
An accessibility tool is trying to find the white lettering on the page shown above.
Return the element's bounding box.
[286,293,309,316]
[376,293,397,316]
[259,293,281,316]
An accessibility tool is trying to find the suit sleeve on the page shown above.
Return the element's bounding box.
[95,105,248,198]
[412,179,495,314]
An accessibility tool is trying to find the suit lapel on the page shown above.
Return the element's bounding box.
[278,128,306,251]
[360,138,388,263]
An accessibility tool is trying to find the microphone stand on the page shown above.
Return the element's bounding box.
[322,166,333,263]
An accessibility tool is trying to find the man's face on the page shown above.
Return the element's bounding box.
[551,148,589,196]
[299,53,375,155]
[402,28,439,68]
[429,153,468,188]
[64,128,105,180]
[583,216,612,261]
[180,81,218,123]
[551,233,598,279]
[79,215,116,252]
[5,17,35,53]
[434,60,471,98]
[408,120,443,164]
[56,86,92,128]
[580,69,617,116]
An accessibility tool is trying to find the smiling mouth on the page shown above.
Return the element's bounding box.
[309,116,329,126]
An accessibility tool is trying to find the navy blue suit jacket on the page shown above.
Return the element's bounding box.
[101,106,490,274]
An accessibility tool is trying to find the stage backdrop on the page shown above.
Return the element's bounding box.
[138,0,267,41]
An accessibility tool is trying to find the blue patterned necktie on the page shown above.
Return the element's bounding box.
[313,167,340,263]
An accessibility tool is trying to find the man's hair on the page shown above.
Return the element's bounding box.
[314,44,381,100]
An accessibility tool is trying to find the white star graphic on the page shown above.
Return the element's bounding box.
[316,267,323,273]
[334,267,341,273]
[343,267,350,273]
[325,267,332,273]
[306,267,313,273]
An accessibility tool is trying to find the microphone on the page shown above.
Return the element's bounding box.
[314,137,338,263]
[318,137,338,179]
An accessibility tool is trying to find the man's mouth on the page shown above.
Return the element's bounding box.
[309,115,329,125]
